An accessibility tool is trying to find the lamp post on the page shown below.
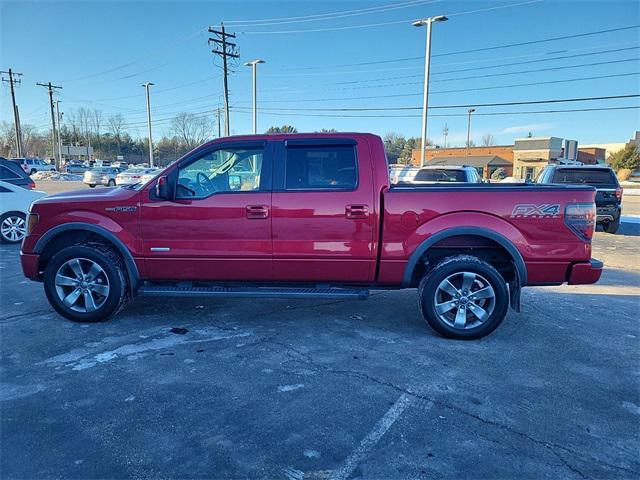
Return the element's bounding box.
[413,15,448,167]
[466,107,476,158]
[142,82,154,167]
[244,59,265,134]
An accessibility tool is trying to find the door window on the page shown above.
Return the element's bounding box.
[284,145,357,190]
[176,146,264,199]
[0,166,20,180]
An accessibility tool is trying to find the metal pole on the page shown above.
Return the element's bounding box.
[466,108,475,158]
[4,69,23,157]
[55,101,63,166]
[47,84,58,167]
[419,19,432,167]
[251,64,257,134]
[143,82,154,167]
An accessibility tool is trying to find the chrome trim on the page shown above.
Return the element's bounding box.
[150,247,171,252]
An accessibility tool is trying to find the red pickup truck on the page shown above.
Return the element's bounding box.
[20,133,602,339]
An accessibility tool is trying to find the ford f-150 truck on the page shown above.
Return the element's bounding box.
[20,133,603,339]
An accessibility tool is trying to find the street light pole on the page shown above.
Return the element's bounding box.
[466,107,476,158]
[413,15,448,167]
[55,100,63,165]
[142,82,154,167]
[244,59,265,134]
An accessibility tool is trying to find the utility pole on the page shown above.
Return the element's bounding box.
[208,23,239,136]
[36,81,62,169]
[216,108,221,137]
[55,100,63,164]
[442,123,449,149]
[413,15,448,167]
[1,69,24,157]
[466,108,476,158]
[244,59,265,134]
[142,82,154,167]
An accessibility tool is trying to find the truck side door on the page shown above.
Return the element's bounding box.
[139,141,273,281]
[271,137,376,282]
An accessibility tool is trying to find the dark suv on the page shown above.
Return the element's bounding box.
[0,158,36,189]
[537,164,622,233]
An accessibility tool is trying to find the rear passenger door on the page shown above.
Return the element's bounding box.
[271,137,376,283]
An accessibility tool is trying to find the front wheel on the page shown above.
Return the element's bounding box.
[107,179,116,187]
[43,245,129,322]
[88,184,96,188]
[418,256,509,340]
[0,212,27,244]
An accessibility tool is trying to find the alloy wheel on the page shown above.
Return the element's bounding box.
[1,215,26,242]
[433,271,496,330]
[54,258,110,313]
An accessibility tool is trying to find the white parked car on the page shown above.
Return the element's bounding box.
[0,180,46,243]
[11,158,56,175]
[138,169,162,185]
[116,167,158,186]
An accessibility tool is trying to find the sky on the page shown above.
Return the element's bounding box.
[1,0,639,147]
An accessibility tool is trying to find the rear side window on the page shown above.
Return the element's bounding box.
[0,166,20,180]
[415,169,466,182]
[285,145,357,190]
[552,169,617,185]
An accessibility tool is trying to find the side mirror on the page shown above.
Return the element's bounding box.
[155,176,170,199]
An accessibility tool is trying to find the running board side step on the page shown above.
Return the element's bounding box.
[137,285,370,300]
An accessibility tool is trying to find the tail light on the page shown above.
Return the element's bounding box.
[565,203,596,241]
[28,181,36,189]
[615,187,623,200]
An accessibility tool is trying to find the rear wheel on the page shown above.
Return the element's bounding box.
[0,212,26,244]
[603,214,620,234]
[30,168,37,175]
[43,245,129,322]
[88,184,96,188]
[418,256,509,340]
[107,179,116,187]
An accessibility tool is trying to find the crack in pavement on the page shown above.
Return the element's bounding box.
[265,339,637,477]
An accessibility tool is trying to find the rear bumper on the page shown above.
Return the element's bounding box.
[20,251,40,281]
[567,259,603,285]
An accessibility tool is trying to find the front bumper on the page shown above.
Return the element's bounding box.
[567,259,603,285]
[20,251,40,281]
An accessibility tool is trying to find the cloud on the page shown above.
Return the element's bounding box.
[499,123,553,135]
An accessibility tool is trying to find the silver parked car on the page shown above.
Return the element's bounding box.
[83,167,125,188]
[115,167,158,186]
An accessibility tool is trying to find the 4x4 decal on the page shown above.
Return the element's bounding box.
[510,204,560,217]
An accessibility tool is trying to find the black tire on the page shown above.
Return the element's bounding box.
[418,255,509,340]
[43,244,129,322]
[603,214,620,234]
[0,212,27,244]
[30,169,37,175]
[89,184,96,188]
[107,179,116,187]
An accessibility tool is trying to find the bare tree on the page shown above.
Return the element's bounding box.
[481,133,495,146]
[108,114,125,154]
[170,112,213,149]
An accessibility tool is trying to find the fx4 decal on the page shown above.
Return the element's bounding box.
[105,206,138,213]
[510,204,560,217]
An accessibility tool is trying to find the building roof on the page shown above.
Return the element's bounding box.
[429,155,512,168]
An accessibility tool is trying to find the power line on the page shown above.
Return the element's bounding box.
[240,94,640,112]
[279,25,640,70]
[224,0,438,27]
[230,105,640,119]
[239,0,541,34]
[334,46,640,85]
[335,58,639,90]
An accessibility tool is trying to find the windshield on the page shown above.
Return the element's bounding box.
[414,169,466,182]
[552,168,617,186]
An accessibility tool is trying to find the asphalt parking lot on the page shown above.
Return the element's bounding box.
[1,222,639,479]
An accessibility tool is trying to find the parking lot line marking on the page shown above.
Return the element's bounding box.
[329,392,416,480]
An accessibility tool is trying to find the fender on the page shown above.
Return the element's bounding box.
[33,222,140,291]
[402,226,527,287]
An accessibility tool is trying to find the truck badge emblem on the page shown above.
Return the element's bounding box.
[510,204,560,217]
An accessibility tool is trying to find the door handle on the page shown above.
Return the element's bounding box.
[345,204,369,219]
[246,205,269,219]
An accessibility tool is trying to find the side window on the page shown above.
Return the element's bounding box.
[285,145,357,190]
[0,186,10,193]
[0,166,20,180]
[176,146,264,199]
